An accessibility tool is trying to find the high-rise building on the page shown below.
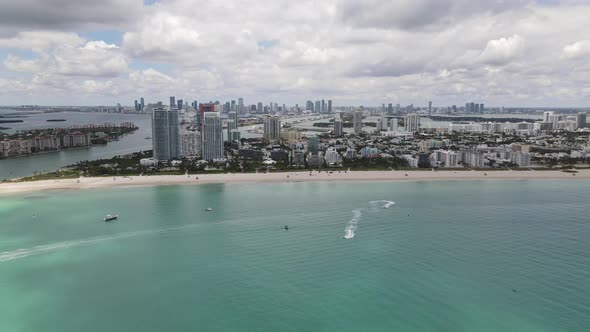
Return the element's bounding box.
[238,98,244,114]
[306,100,314,112]
[179,131,200,157]
[152,108,179,161]
[321,100,326,113]
[389,118,398,131]
[404,114,420,132]
[263,115,281,141]
[315,101,321,114]
[134,100,139,112]
[228,111,238,130]
[199,103,215,135]
[334,118,344,137]
[428,101,432,113]
[328,100,332,113]
[170,96,176,109]
[226,111,239,141]
[202,112,224,161]
[576,113,587,129]
[177,99,183,110]
[353,110,363,134]
[543,111,554,122]
[377,116,386,131]
[479,103,485,113]
[140,97,145,112]
[387,103,393,114]
[307,136,319,155]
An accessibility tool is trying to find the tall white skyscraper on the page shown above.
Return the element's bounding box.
[202,112,224,161]
[353,110,363,134]
[404,114,420,132]
[152,108,179,161]
[263,115,281,141]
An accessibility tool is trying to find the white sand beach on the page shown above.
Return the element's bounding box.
[1,169,589,195]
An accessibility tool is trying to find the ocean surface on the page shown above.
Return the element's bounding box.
[1,180,589,332]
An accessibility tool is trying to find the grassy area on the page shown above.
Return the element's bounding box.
[13,169,82,182]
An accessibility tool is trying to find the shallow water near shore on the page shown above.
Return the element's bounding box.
[1,180,589,331]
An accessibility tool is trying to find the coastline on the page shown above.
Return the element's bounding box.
[1,169,589,195]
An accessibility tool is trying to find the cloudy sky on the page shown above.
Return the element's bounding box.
[0,0,589,107]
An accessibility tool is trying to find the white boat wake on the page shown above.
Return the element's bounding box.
[343,200,395,239]
[0,223,204,263]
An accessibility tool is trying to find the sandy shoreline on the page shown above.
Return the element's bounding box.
[1,169,589,195]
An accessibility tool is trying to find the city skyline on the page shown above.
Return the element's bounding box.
[1,1,590,107]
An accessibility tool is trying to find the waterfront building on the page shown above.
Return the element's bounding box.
[263,115,281,141]
[324,147,342,166]
[307,136,319,155]
[179,131,200,157]
[140,158,159,167]
[389,118,398,131]
[576,113,587,129]
[334,118,344,137]
[353,110,363,134]
[401,155,419,168]
[198,103,215,138]
[307,154,324,168]
[404,114,420,132]
[62,132,91,148]
[33,136,61,151]
[291,150,306,167]
[228,129,241,142]
[511,152,531,167]
[202,112,224,161]
[152,108,179,161]
[444,151,458,167]
[238,98,244,114]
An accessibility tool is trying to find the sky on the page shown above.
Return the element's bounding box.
[0,0,589,107]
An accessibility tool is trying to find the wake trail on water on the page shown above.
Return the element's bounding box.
[0,224,202,262]
[343,200,395,240]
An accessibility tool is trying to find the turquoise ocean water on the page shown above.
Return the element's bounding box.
[1,180,589,331]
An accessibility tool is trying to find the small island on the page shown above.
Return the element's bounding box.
[0,122,138,159]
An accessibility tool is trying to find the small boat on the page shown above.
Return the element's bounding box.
[284,225,289,230]
[205,208,213,212]
[104,214,118,221]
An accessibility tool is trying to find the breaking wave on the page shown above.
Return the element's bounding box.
[343,200,395,239]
